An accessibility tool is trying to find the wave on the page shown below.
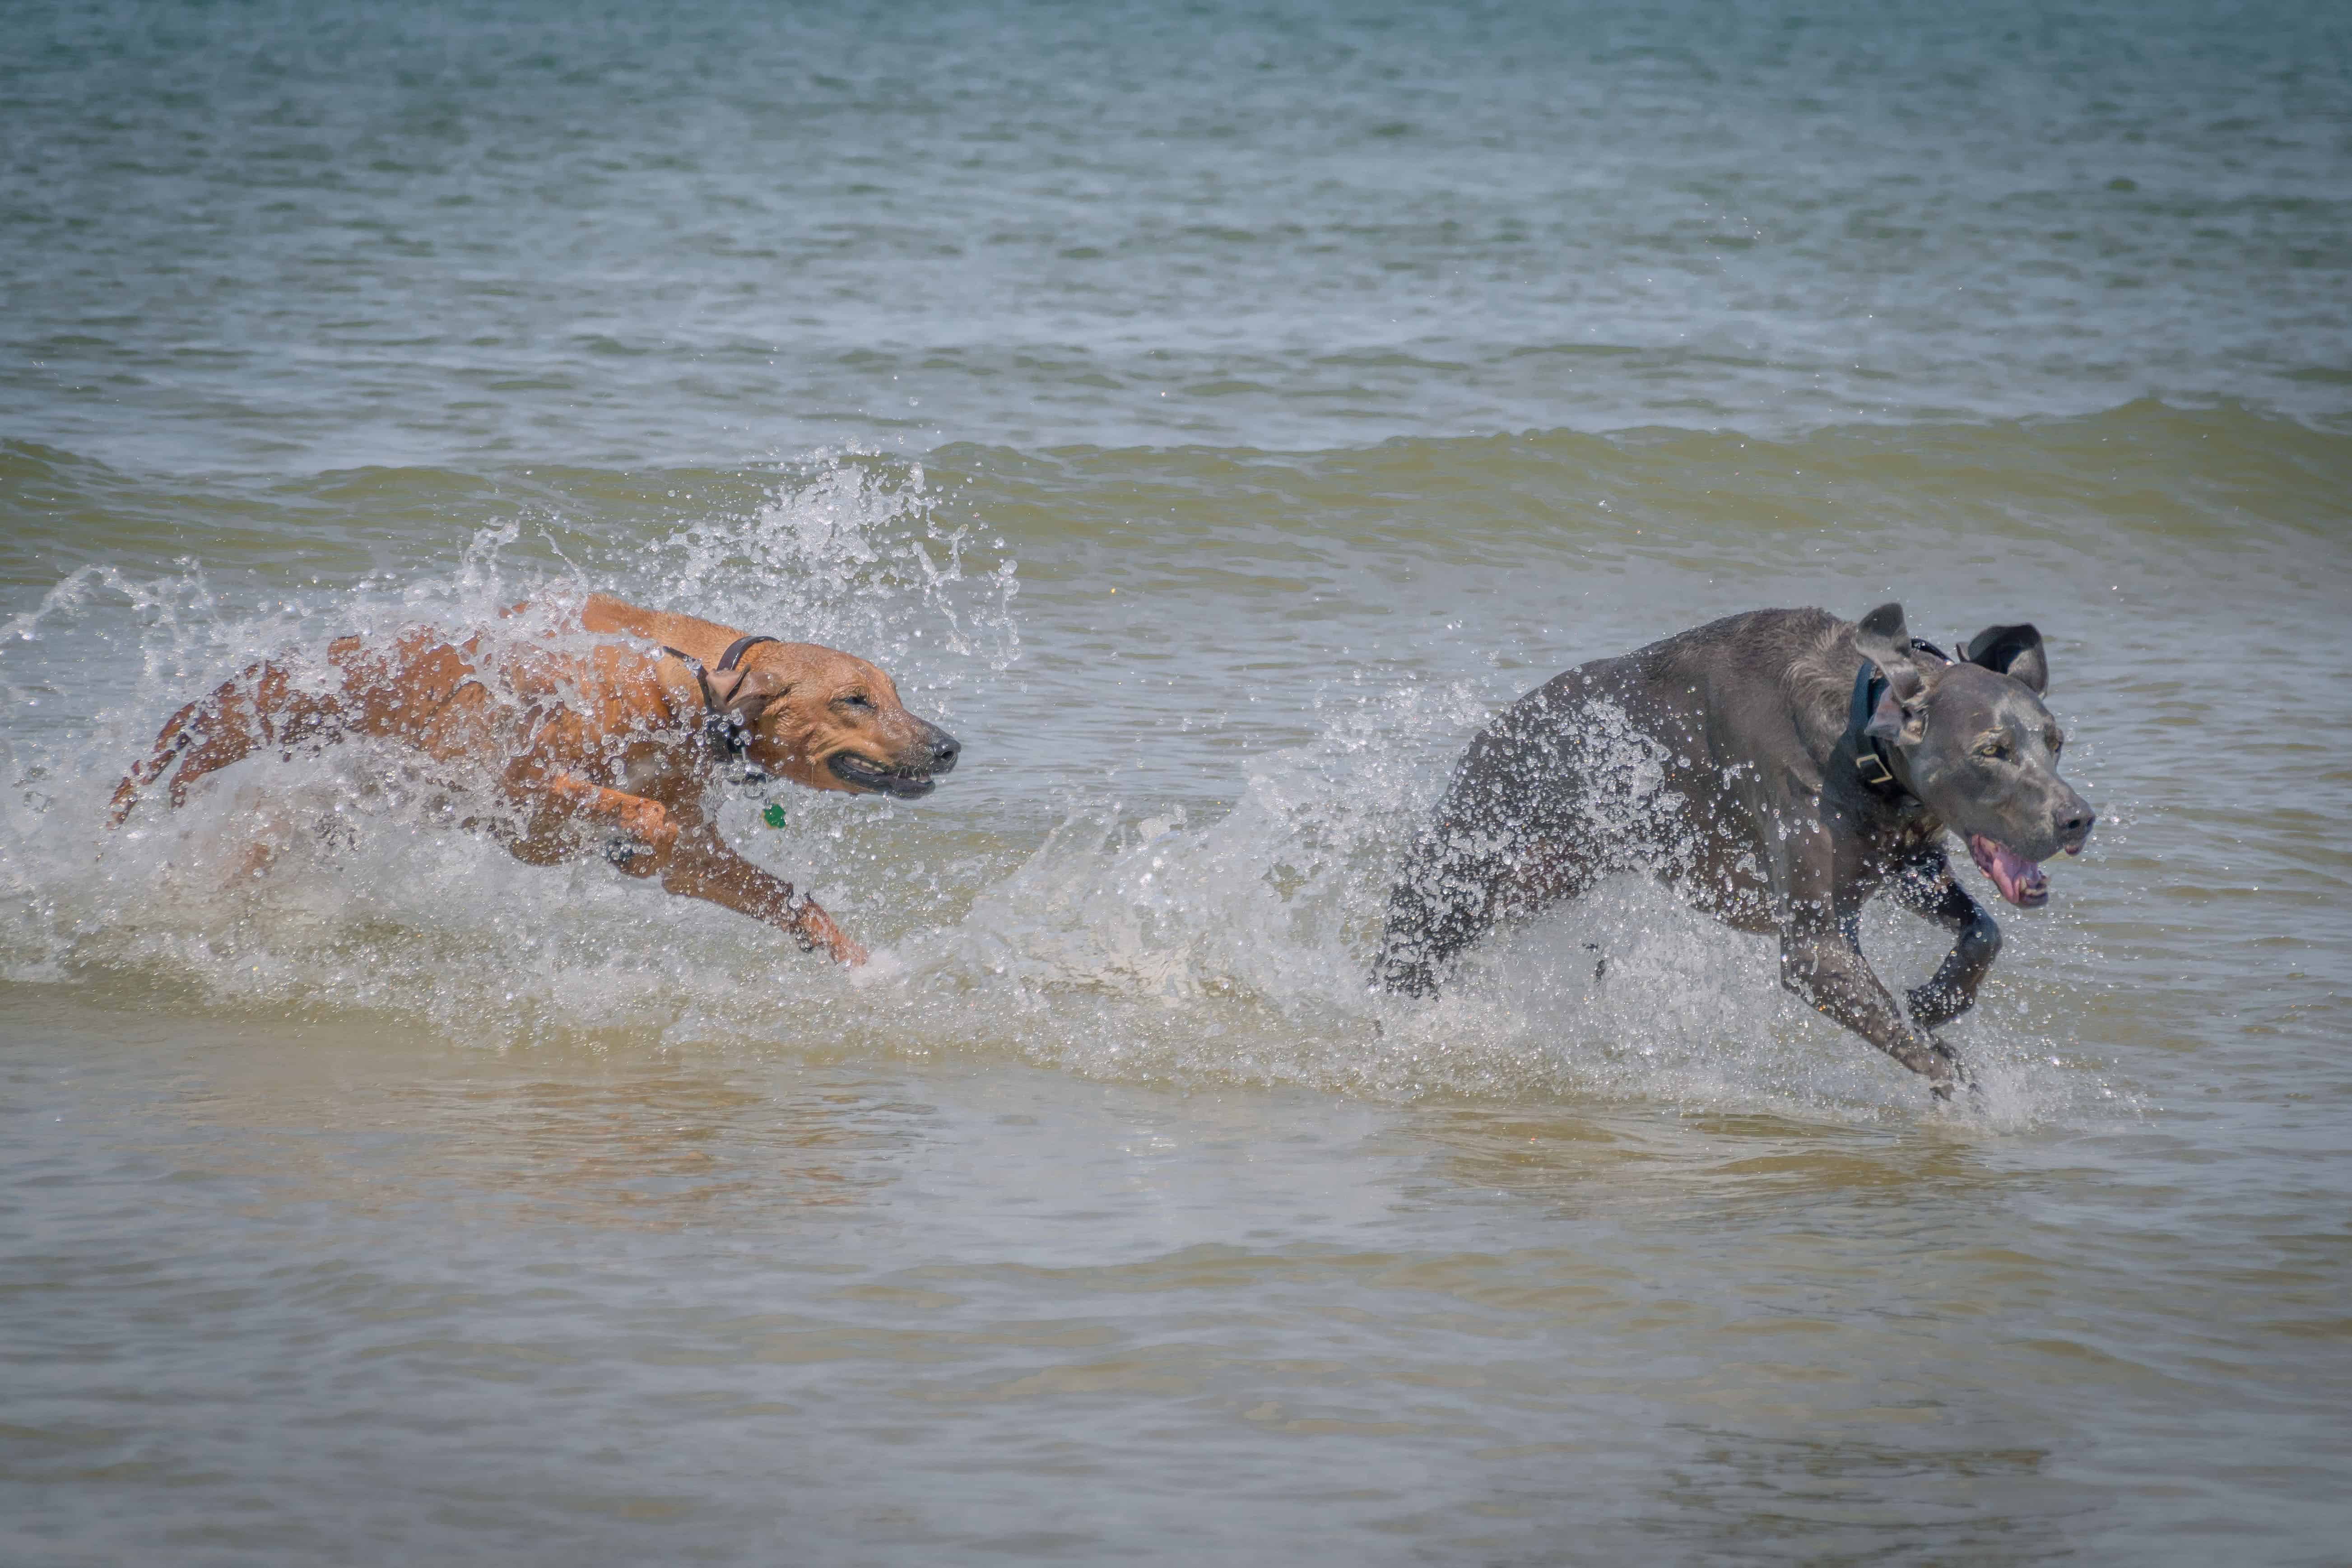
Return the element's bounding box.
[9,400,2344,580]
[3,418,2258,1126]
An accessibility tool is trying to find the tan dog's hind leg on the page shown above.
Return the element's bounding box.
[110,658,349,824]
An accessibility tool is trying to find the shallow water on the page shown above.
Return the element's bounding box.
[5,2,2352,1563]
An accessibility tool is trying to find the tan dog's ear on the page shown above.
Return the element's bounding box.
[704,665,791,728]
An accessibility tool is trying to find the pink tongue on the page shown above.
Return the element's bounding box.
[1969,833,2049,907]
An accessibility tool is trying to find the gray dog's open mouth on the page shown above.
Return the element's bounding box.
[827,752,937,799]
[1968,833,2049,908]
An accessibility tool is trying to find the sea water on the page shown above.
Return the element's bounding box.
[4,2,2349,1562]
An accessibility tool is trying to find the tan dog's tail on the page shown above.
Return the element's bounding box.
[109,658,347,825]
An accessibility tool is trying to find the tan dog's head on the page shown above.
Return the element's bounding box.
[709,643,960,798]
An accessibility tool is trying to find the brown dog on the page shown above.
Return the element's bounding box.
[108,594,961,967]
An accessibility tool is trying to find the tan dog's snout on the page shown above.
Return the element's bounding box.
[821,710,958,799]
[914,719,961,775]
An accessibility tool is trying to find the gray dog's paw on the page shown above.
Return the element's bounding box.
[1895,1035,1972,1095]
[1906,981,1975,1031]
[1922,1041,1978,1106]
[1931,1075,1989,1111]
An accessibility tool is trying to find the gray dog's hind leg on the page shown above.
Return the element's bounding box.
[1375,823,1599,996]
[1373,831,1507,997]
[1374,689,1600,998]
[1889,852,2003,1031]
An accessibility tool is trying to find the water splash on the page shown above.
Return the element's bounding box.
[0,454,1017,1025]
[883,726,2129,1129]
[633,453,1020,688]
[0,450,2129,1128]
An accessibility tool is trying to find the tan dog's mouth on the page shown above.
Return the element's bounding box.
[827,751,939,799]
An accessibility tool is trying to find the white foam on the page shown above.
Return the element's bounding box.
[0,454,2130,1130]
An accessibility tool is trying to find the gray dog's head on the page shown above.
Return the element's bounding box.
[1854,603,2095,908]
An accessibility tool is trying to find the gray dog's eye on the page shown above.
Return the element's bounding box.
[1975,736,2012,761]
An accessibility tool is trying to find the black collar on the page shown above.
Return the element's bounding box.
[1843,637,1952,803]
[660,634,779,757]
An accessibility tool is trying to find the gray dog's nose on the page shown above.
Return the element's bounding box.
[2058,803,2096,847]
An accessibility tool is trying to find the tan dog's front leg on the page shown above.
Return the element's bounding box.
[505,769,678,873]
[659,828,867,968]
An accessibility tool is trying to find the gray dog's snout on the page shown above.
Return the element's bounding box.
[2057,801,2096,848]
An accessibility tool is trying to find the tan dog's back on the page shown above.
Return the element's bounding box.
[579,594,749,670]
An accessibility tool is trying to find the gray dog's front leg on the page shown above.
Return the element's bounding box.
[1890,853,2002,1031]
[1779,926,1968,1093]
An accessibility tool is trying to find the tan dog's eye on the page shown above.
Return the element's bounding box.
[837,693,876,713]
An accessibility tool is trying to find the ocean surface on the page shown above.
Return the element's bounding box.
[5,1,2351,1563]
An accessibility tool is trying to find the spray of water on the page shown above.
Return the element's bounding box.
[1,453,2127,1129]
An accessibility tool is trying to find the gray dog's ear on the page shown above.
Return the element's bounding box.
[1853,602,1929,703]
[1965,623,2047,694]
[704,665,793,726]
[1864,684,1927,747]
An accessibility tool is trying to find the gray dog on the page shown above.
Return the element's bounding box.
[1373,604,2095,1096]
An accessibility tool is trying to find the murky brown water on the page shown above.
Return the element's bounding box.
[9,410,2349,1562]
[9,972,2343,1564]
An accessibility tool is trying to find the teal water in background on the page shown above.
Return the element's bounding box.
[5,3,2352,1564]
[7,0,2351,466]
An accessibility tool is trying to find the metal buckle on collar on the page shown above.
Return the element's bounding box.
[703,711,750,756]
[662,635,780,759]
[1855,750,1897,788]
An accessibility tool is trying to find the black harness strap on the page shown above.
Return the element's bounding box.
[658,644,715,705]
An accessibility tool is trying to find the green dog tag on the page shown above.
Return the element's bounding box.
[762,803,788,829]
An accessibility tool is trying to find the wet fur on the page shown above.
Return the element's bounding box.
[1374,605,2094,1095]
[109,594,960,968]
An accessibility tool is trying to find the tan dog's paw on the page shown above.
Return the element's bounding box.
[821,926,869,968]
[594,793,676,878]
[616,795,674,850]
[789,899,866,967]
[846,946,905,987]
[231,837,280,883]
